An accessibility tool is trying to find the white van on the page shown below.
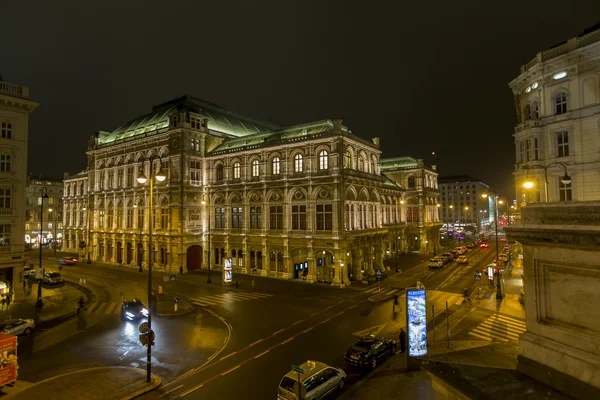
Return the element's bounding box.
[278,360,346,399]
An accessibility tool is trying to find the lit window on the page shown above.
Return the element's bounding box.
[344,151,351,168]
[252,160,259,177]
[272,157,280,175]
[525,86,531,93]
[558,178,572,201]
[294,154,303,173]
[318,150,328,170]
[532,82,539,89]
[233,162,240,179]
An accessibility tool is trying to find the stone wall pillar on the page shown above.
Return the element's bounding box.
[505,202,600,399]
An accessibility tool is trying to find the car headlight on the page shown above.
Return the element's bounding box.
[142,308,148,316]
[125,312,135,318]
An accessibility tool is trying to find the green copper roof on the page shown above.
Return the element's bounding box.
[98,95,279,146]
[380,157,419,170]
[209,120,344,154]
[381,173,402,189]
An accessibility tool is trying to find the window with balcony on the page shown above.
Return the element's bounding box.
[0,189,10,209]
[190,161,201,186]
[231,207,243,228]
[316,204,332,230]
[1,122,12,139]
[0,225,10,246]
[532,100,539,118]
[272,157,280,175]
[294,154,303,173]
[250,206,262,229]
[318,151,328,170]
[233,162,241,179]
[292,205,306,230]
[559,178,572,201]
[0,154,11,172]
[252,160,259,177]
[269,206,283,230]
[557,131,569,157]
[215,207,225,228]
[554,91,567,115]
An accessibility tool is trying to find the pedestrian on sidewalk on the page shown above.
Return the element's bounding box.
[393,295,399,312]
[179,266,183,275]
[399,328,406,353]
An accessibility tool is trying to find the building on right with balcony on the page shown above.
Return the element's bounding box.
[509,23,600,205]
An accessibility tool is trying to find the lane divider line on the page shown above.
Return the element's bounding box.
[220,351,237,361]
[254,350,270,359]
[221,365,240,377]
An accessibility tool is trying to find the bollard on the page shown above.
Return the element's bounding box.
[174,303,178,313]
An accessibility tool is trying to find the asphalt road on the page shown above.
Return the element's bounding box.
[16,242,499,398]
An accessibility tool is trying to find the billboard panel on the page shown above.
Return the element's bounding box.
[406,289,427,357]
[223,258,232,285]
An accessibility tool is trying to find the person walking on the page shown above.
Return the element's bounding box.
[179,266,183,275]
[399,328,407,353]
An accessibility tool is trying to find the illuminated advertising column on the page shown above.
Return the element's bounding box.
[223,258,232,285]
[406,288,427,357]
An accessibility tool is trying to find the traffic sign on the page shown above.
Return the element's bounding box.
[292,364,304,374]
[139,322,149,334]
[376,269,382,278]
[170,274,176,281]
[139,334,149,346]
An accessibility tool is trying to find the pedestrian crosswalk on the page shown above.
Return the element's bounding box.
[468,314,527,342]
[85,302,122,315]
[364,287,399,296]
[188,291,273,307]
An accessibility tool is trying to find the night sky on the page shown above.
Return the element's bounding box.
[2,1,600,198]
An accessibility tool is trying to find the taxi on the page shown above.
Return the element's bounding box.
[278,360,346,399]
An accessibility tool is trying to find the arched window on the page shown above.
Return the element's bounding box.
[532,100,539,119]
[294,154,303,173]
[408,176,416,188]
[344,151,351,169]
[358,155,365,171]
[523,104,531,121]
[272,157,280,175]
[233,162,240,179]
[554,91,567,115]
[318,150,328,170]
[252,160,259,177]
[216,164,224,182]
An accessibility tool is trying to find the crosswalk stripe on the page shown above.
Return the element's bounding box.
[469,331,495,341]
[88,303,101,314]
[95,303,107,314]
[365,288,379,294]
[188,291,274,307]
[104,303,117,315]
[190,297,220,305]
[227,293,259,301]
[484,318,526,332]
[488,315,526,328]
[228,292,260,300]
[476,321,522,337]
[472,326,521,341]
[190,299,218,306]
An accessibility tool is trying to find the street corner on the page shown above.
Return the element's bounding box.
[155,296,195,317]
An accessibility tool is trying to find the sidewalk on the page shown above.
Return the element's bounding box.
[4,367,161,400]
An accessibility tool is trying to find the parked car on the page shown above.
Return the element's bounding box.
[480,243,489,248]
[428,258,444,269]
[0,318,35,336]
[457,255,469,264]
[344,336,397,368]
[278,360,346,399]
[59,257,78,266]
[121,298,149,321]
[43,271,64,285]
[442,252,455,262]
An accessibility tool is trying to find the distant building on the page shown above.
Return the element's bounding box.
[509,23,600,204]
[438,175,491,231]
[25,175,64,250]
[62,95,440,283]
[0,75,39,301]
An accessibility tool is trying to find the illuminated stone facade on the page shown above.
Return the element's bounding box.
[62,96,440,283]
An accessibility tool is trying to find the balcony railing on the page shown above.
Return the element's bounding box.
[0,208,13,217]
[0,82,29,98]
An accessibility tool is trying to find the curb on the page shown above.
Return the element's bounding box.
[120,371,162,400]
[32,279,97,330]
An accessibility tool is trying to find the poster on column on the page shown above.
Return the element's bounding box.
[223,258,232,285]
[406,288,427,357]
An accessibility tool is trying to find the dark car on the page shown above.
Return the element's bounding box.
[121,298,149,321]
[344,336,396,369]
[59,257,78,266]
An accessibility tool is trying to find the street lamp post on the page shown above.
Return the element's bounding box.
[137,155,166,383]
[522,162,572,203]
[396,200,404,271]
[201,195,212,284]
[36,187,49,308]
[48,207,58,259]
[482,192,502,299]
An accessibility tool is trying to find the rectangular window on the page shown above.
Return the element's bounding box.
[269,206,283,230]
[1,122,12,139]
[107,210,114,228]
[533,137,539,160]
[117,169,124,187]
[127,166,134,187]
[231,207,243,228]
[215,207,225,228]
[316,204,332,230]
[99,172,105,190]
[0,154,11,172]
[557,131,569,157]
[559,178,572,201]
[190,160,201,186]
[250,206,262,229]
[292,205,307,230]
[108,171,114,188]
[161,208,169,229]
[526,139,532,161]
[126,209,133,228]
[99,210,104,228]
[191,138,200,151]
[0,225,10,246]
[116,210,123,228]
[137,207,144,229]
[0,188,10,208]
